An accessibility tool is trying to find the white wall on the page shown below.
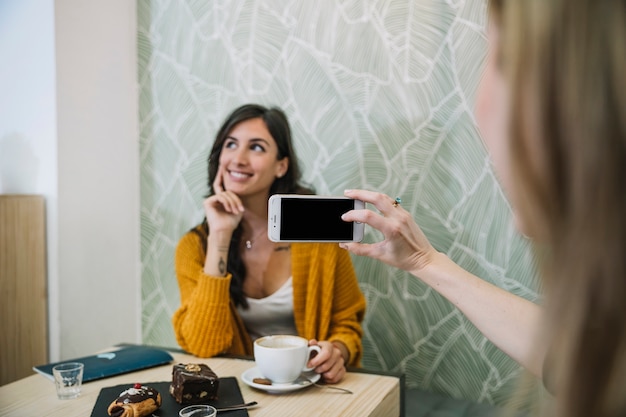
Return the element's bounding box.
[0,0,141,361]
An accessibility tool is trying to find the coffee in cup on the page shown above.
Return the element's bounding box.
[254,335,322,384]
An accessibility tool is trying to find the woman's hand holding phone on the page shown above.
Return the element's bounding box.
[267,195,365,242]
[339,189,437,274]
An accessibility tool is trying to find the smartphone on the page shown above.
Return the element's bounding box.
[268,194,365,242]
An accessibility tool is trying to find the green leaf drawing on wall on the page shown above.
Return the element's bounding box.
[138,0,541,409]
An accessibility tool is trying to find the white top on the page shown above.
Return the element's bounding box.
[237,276,298,341]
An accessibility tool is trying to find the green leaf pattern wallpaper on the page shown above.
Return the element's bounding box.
[138,0,541,408]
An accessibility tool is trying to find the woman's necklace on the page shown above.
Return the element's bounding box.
[244,227,268,249]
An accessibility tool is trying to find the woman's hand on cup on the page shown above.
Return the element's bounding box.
[340,189,437,274]
[307,339,346,384]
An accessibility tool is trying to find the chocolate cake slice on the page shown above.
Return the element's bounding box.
[169,363,219,404]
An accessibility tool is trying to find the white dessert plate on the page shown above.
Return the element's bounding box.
[241,367,320,394]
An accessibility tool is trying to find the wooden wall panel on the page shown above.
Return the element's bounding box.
[0,195,47,386]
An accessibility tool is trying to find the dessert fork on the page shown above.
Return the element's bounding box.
[214,401,259,412]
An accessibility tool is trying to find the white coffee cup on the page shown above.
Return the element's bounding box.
[254,335,322,384]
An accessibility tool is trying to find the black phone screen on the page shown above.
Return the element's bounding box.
[280,198,354,240]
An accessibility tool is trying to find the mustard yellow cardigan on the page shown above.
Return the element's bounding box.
[172,228,367,366]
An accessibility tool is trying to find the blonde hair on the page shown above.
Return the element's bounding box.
[490,0,626,416]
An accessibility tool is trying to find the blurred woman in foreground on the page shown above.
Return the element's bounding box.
[341,0,625,415]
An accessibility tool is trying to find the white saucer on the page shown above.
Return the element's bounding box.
[241,367,321,394]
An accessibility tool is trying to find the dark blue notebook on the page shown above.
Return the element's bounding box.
[33,345,174,382]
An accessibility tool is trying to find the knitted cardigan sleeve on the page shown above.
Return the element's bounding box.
[172,229,365,361]
[292,243,366,367]
[171,228,251,358]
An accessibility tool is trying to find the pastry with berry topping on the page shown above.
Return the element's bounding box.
[107,383,162,417]
[170,363,219,404]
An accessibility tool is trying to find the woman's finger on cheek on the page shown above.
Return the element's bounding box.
[213,166,225,193]
[212,177,223,193]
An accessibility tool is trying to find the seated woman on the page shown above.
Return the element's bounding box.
[172,104,366,383]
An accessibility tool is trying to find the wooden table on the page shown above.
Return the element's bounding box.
[0,349,402,417]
